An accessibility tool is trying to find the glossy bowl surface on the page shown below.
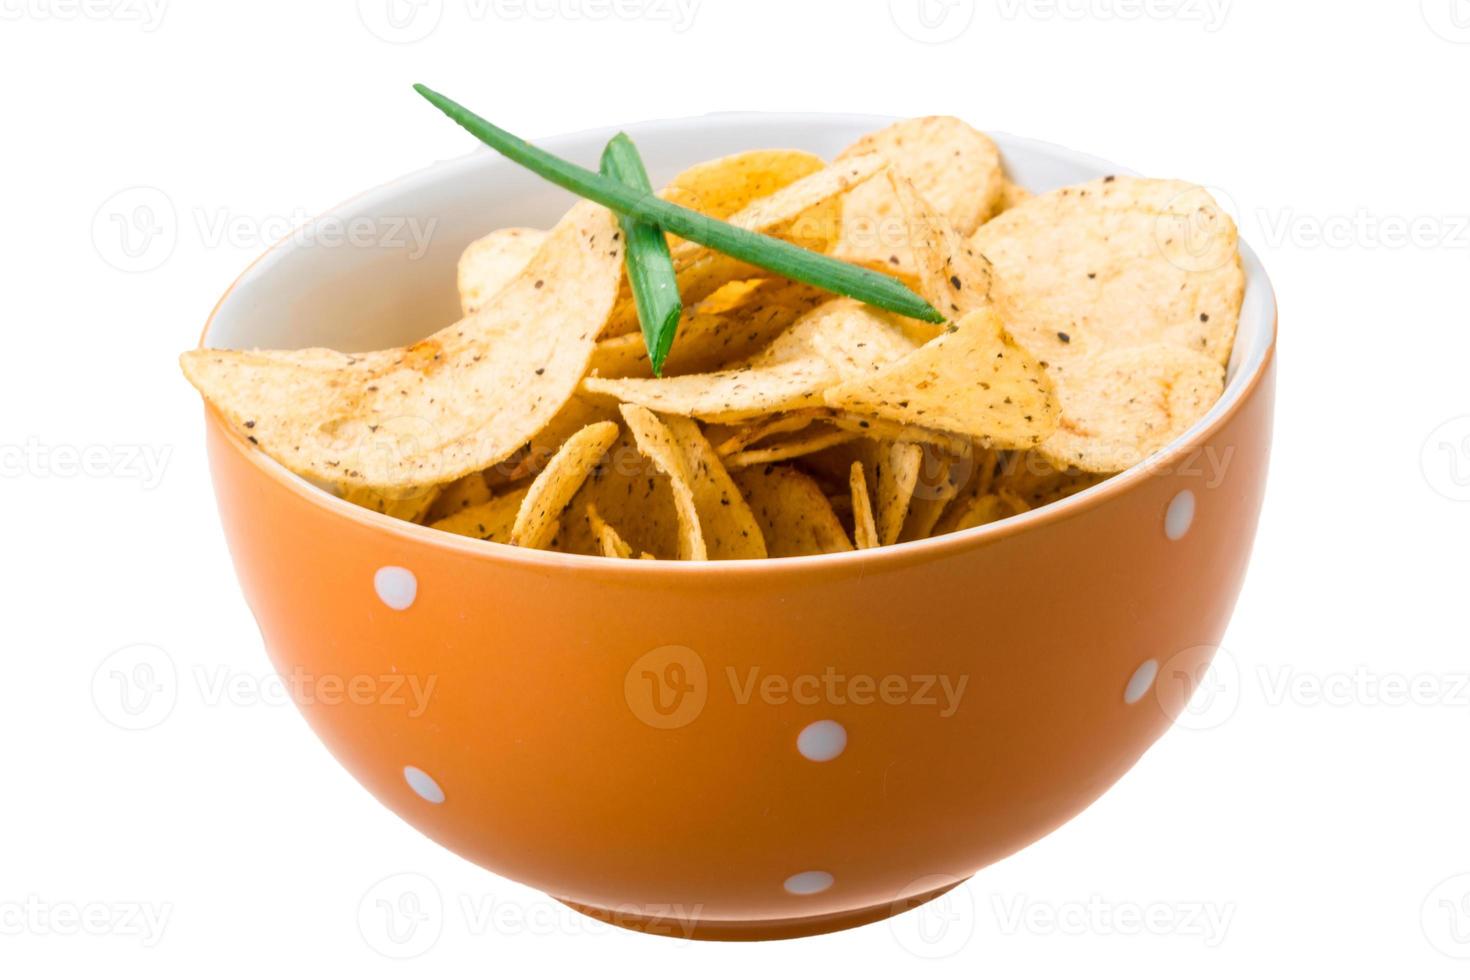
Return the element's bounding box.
[201,113,1276,940]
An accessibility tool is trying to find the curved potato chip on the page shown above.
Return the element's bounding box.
[827,413,972,455]
[430,485,530,543]
[711,408,832,456]
[1039,344,1225,473]
[590,278,827,378]
[875,442,923,546]
[181,200,622,491]
[604,153,887,336]
[342,484,440,523]
[559,428,684,559]
[619,404,708,560]
[933,492,1009,536]
[586,297,915,423]
[510,420,619,549]
[824,307,1059,449]
[849,461,878,550]
[994,179,1031,215]
[832,116,1005,278]
[658,414,766,559]
[425,470,491,523]
[659,149,827,221]
[584,503,635,559]
[722,426,858,470]
[898,449,964,542]
[457,227,546,314]
[732,465,854,557]
[971,176,1243,367]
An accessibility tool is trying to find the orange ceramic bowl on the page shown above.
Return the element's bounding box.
[201,114,1276,941]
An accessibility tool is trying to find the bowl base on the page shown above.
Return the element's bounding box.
[557,877,969,942]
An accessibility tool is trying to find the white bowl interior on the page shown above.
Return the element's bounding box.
[205,112,1273,440]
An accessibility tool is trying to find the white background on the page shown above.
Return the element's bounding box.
[2,0,1468,975]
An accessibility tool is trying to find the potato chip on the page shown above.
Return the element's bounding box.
[831,116,1005,279]
[510,420,619,549]
[589,278,827,378]
[619,404,708,560]
[181,200,622,491]
[971,176,1243,367]
[992,450,1105,509]
[458,227,546,314]
[732,465,854,557]
[825,307,1058,448]
[656,413,766,559]
[827,413,972,456]
[722,426,858,470]
[875,442,923,546]
[848,461,878,550]
[659,149,827,221]
[342,484,440,523]
[934,492,1008,535]
[804,298,917,380]
[604,153,888,336]
[584,296,907,423]
[425,470,491,523]
[584,503,635,559]
[994,179,1032,215]
[494,394,620,484]
[898,448,964,541]
[710,409,831,456]
[559,427,684,559]
[430,485,529,542]
[1039,344,1225,472]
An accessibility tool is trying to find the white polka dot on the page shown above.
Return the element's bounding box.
[374,566,417,610]
[1124,660,1159,705]
[1164,490,1195,541]
[797,720,847,762]
[784,871,833,896]
[403,765,444,803]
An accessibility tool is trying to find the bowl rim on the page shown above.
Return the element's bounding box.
[198,110,1277,578]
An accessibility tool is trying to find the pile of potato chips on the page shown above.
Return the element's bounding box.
[181,117,1244,560]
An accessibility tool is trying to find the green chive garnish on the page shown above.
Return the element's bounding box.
[600,133,681,376]
[413,84,945,329]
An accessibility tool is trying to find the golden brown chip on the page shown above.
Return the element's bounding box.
[875,442,923,546]
[342,485,440,523]
[659,149,827,221]
[589,278,827,379]
[619,404,708,560]
[1039,344,1225,472]
[430,485,530,543]
[584,298,909,423]
[824,307,1058,448]
[585,503,634,559]
[424,470,491,523]
[559,427,684,559]
[934,492,1008,535]
[494,394,621,484]
[603,153,887,336]
[994,179,1032,215]
[732,465,854,557]
[849,461,878,550]
[898,449,963,542]
[804,298,917,380]
[721,426,859,470]
[710,409,831,456]
[657,414,766,559]
[971,176,1243,367]
[510,420,620,549]
[831,117,1005,279]
[457,227,546,315]
[181,200,622,491]
[826,413,972,456]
